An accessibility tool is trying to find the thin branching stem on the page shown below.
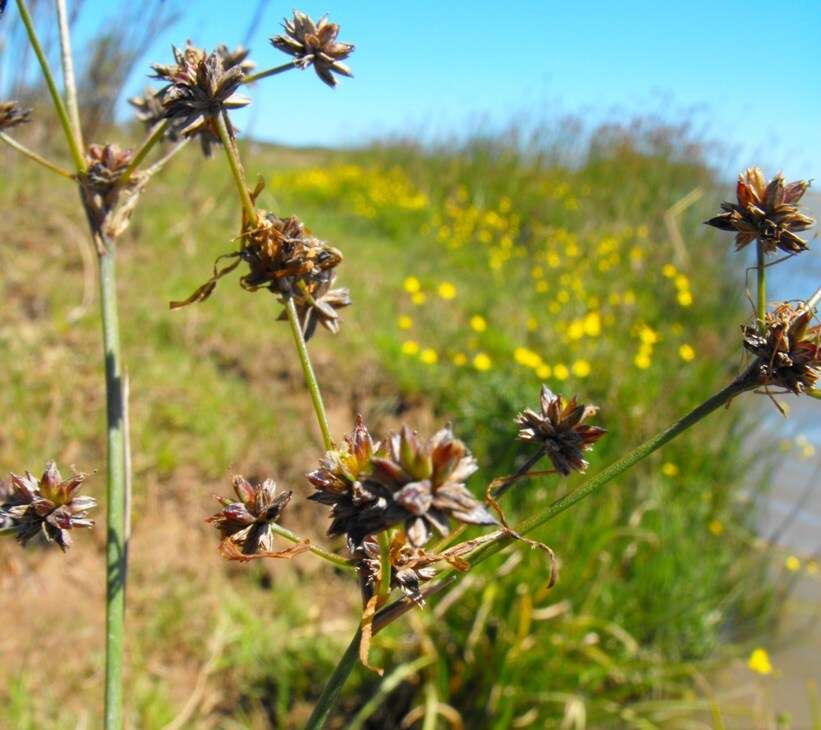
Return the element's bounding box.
[304,629,362,730]
[242,60,298,84]
[15,0,86,173]
[98,246,127,730]
[118,119,170,187]
[214,111,257,222]
[55,0,84,152]
[283,297,333,450]
[1,132,75,179]
[269,523,351,569]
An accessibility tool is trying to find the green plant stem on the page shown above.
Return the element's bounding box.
[1,132,75,179]
[99,249,127,730]
[756,241,766,334]
[15,0,86,173]
[283,297,333,450]
[0,527,18,537]
[214,111,257,222]
[55,0,83,152]
[243,60,298,84]
[118,120,170,187]
[304,629,362,730]
[269,523,351,569]
[422,680,438,730]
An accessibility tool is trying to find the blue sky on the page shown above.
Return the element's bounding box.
[9,0,821,178]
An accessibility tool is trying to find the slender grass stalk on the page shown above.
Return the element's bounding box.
[214,111,257,222]
[15,0,86,173]
[304,629,362,730]
[55,0,83,152]
[243,60,298,84]
[269,522,351,569]
[422,680,438,730]
[492,447,548,499]
[756,241,766,334]
[283,297,334,450]
[1,132,75,178]
[0,527,18,537]
[118,119,170,187]
[98,246,127,730]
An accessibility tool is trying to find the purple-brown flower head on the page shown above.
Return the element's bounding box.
[309,418,495,548]
[207,475,294,560]
[152,43,250,156]
[84,143,134,190]
[128,86,173,133]
[372,425,496,546]
[0,100,31,131]
[271,11,354,87]
[1,462,95,551]
[743,302,821,395]
[215,44,255,74]
[705,168,814,254]
[516,386,606,476]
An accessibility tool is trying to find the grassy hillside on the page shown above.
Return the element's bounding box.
[0,122,786,728]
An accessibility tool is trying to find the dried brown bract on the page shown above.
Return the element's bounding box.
[0,100,32,131]
[207,475,305,560]
[277,273,351,340]
[705,168,814,254]
[215,44,255,74]
[516,385,606,476]
[271,11,354,87]
[309,418,495,549]
[742,302,821,395]
[1,461,95,551]
[152,43,250,156]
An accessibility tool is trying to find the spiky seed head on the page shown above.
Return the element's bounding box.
[705,168,814,254]
[207,475,293,559]
[271,10,355,87]
[1,462,95,551]
[515,385,606,476]
[0,100,31,131]
[742,302,821,395]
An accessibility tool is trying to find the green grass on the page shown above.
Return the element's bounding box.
[0,120,785,728]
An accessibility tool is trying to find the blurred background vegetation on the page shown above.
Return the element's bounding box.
[1,2,819,729]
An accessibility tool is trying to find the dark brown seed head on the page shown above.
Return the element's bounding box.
[152,43,250,156]
[743,302,821,395]
[271,11,354,87]
[0,100,31,131]
[85,143,134,190]
[310,419,495,549]
[705,168,814,254]
[1,462,95,551]
[128,86,175,135]
[215,44,255,74]
[515,385,606,476]
[207,475,292,559]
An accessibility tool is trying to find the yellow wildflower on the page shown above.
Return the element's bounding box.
[419,348,438,365]
[679,344,695,361]
[554,363,569,380]
[452,352,467,366]
[437,281,457,300]
[401,340,420,356]
[536,364,551,379]
[634,354,651,369]
[572,360,591,378]
[397,315,413,330]
[403,276,421,294]
[470,315,487,333]
[584,312,601,337]
[412,292,427,305]
[677,290,693,307]
[785,555,801,572]
[526,316,539,332]
[708,520,724,536]
[807,560,819,575]
[747,648,773,676]
[661,462,679,477]
[662,264,677,278]
[473,352,492,371]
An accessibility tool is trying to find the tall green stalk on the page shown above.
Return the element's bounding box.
[99,247,127,730]
[304,630,362,730]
